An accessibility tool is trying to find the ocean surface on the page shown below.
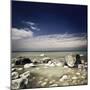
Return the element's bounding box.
[12,51,87,60]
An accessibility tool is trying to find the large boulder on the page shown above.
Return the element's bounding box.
[15,57,32,65]
[42,57,51,63]
[75,54,81,67]
[65,55,76,67]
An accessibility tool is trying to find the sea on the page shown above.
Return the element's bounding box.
[12,51,87,61]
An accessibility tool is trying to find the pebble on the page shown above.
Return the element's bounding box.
[41,82,47,87]
[44,78,48,82]
[49,80,55,84]
[76,72,80,75]
[64,65,69,68]
[38,80,43,84]
[17,68,23,71]
[50,84,58,87]
[12,72,19,79]
[36,67,40,70]
[59,75,68,82]
[72,76,78,80]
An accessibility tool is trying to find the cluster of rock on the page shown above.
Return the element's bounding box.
[11,53,87,89]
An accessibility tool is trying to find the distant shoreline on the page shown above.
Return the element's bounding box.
[12,50,87,53]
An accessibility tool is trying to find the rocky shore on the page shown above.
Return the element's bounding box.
[11,54,88,89]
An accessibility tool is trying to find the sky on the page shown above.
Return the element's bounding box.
[12,1,87,51]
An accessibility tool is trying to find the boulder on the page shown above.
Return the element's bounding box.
[12,71,19,80]
[24,63,35,69]
[65,55,76,67]
[75,54,81,65]
[42,57,51,63]
[15,57,32,65]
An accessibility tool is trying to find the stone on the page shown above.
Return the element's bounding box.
[40,53,45,57]
[59,75,68,82]
[20,71,30,78]
[41,82,47,87]
[12,72,19,80]
[72,76,78,80]
[64,65,69,68]
[50,84,58,87]
[24,63,35,69]
[76,72,80,75]
[65,55,76,67]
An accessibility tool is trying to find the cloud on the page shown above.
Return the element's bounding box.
[12,28,33,40]
[12,32,87,51]
[25,21,35,26]
[23,21,40,31]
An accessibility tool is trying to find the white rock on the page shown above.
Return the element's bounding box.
[12,63,15,68]
[65,55,76,67]
[64,65,69,68]
[76,72,80,75]
[20,71,30,78]
[41,82,47,87]
[12,76,28,89]
[49,63,56,67]
[72,76,78,80]
[17,68,23,71]
[12,72,19,79]
[50,84,58,87]
[24,63,34,69]
[42,57,51,61]
[59,75,68,81]
[56,62,64,67]
[40,53,45,57]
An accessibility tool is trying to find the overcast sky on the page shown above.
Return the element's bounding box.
[12,1,87,51]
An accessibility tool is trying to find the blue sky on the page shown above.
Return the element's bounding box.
[12,1,87,51]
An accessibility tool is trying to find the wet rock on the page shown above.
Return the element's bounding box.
[59,75,68,82]
[50,84,58,87]
[15,57,32,65]
[12,71,19,80]
[64,65,69,68]
[12,68,16,72]
[20,71,30,78]
[49,80,55,84]
[65,55,76,67]
[40,53,45,57]
[42,57,51,63]
[12,63,15,68]
[41,82,47,87]
[76,72,80,75]
[72,76,78,80]
[24,63,35,69]
[75,54,81,66]
[12,76,29,89]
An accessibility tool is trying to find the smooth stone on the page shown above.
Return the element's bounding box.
[72,76,78,80]
[44,78,48,82]
[20,71,30,78]
[12,72,19,80]
[17,68,23,71]
[76,72,80,75]
[38,80,43,84]
[65,55,76,67]
[41,82,47,87]
[50,84,58,87]
[24,63,34,69]
[64,65,69,68]
[36,67,40,70]
[49,80,55,84]
[59,75,68,82]
[40,53,45,57]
